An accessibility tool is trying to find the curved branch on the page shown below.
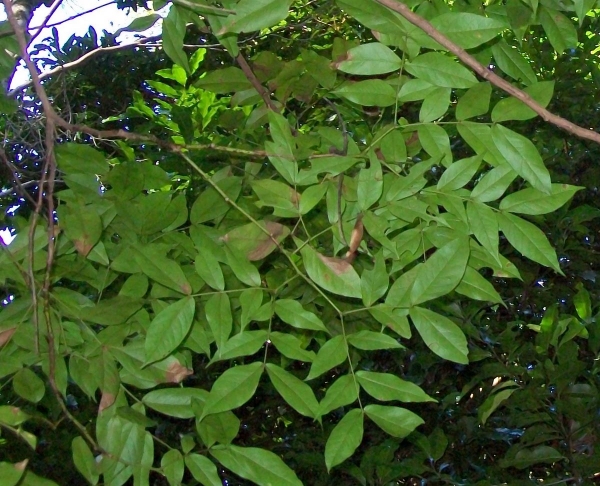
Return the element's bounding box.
[373,0,600,145]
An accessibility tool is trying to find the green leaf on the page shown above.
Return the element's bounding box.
[455,267,503,304]
[491,39,536,85]
[574,283,592,321]
[467,201,500,265]
[197,411,240,447]
[190,177,242,224]
[498,213,562,272]
[470,165,516,203]
[499,184,582,215]
[13,368,45,403]
[437,155,482,191]
[318,374,359,416]
[201,362,263,419]
[410,306,469,364]
[61,204,103,257]
[364,404,424,437]
[142,388,209,418]
[212,330,267,362]
[185,454,222,486]
[211,445,302,486]
[405,53,477,89]
[456,82,491,121]
[0,461,26,486]
[410,238,469,305]
[491,124,551,194]
[270,332,316,362]
[431,13,506,49]
[252,179,300,217]
[240,289,264,330]
[357,156,383,211]
[418,124,452,166]
[195,249,225,291]
[306,335,348,381]
[502,446,565,470]
[492,81,554,122]
[222,221,290,261]
[162,5,190,73]
[398,79,437,102]
[539,7,577,55]
[325,408,364,471]
[335,42,402,75]
[356,371,435,403]
[420,87,451,122]
[134,245,192,295]
[369,305,411,338]
[205,293,233,355]
[145,297,195,364]
[0,406,29,426]
[478,385,518,424]
[195,67,251,93]
[274,299,328,332]
[300,245,362,298]
[56,143,109,175]
[333,79,397,107]
[266,364,320,418]
[361,251,389,307]
[72,437,99,485]
[161,449,184,486]
[224,245,262,287]
[221,0,294,34]
[347,330,402,350]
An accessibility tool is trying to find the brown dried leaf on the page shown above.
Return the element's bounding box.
[166,361,193,383]
[0,327,16,347]
[347,215,364,257]
[98,392,115,413]
[317,253,355,276]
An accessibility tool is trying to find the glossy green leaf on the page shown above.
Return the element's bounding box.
[185,454,222,486]
[467,201,500,265]
[162,5,190,73]
[335,42,402,75]
[56,143,109,175]
[252,179,300,217]
[318,374,359,416]
[398,79,437,102]
[197,411,240,447]
[195,67,251,93]
[190,177,242,225]
[470,165,516,203]
[212,330,267,362]
[357,156,383,211]
[145,296,195,364]
[61,204,103,257]
[223,221,290,261]
[437,155,482,191]
[410,306,469,364]
[221,0,294,34]
[364,404,424,437]
[405,53,477,89]
[539,7,577,55]
[274,299,328,332]
[491,124,551,194]
[491,40,537,85]
[410,238,469,305]
[420,86,451,122]
[13,368,45,403]
[306,335,348,381]
[161,449,184,486]
[492,81,554,122]
[223,245,262,287]
[574,283,592,321]
[456,82,491,121]
[72,437,99,485]
[455,266,503,304]
[361,251,389,307]
[333,79,397,107]
[134,245,192,295]
[502,445,565,470]
[266,364,320,418]
[499,184,582,215]
[431,13,506,49]
[356,371,435,403]
[211,445,302,486]
[205,293,233,355]
[369,305,411,338]
[142,388,209,418]
[499,213,562,272]
[347,330,402,350]
[300,245,361,298]
[195,249,224,291]
[201,362,263,419]
[270,332,316,362]
[478,384,518,424]
[325,408,364,471]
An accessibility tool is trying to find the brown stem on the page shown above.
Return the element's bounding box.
[373,0,600,145]
[236,53,280,112]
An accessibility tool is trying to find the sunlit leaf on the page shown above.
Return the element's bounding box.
[325,408,364,471]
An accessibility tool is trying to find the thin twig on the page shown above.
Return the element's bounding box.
[236,53,279,113]
[29,1,116,33]
[29,0,65,42]
[373,0,600,145]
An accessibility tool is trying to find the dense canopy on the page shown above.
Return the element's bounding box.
[0,0,600,485]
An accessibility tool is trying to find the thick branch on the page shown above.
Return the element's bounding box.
[373,0,600,145]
